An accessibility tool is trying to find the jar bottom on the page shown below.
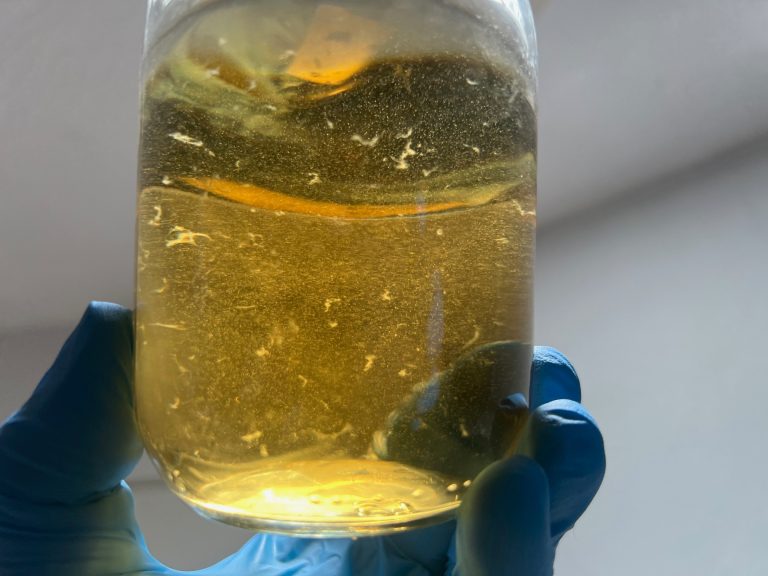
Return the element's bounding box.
[170,458,465,536]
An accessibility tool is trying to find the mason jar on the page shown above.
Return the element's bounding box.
[135,0,537,536]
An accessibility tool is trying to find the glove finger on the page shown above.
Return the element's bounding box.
[529,347,580,409]
[521,400,606,541]
[198,535,341,575]
[452,457,553,576]
[384,521,456,574]
[202,533,434,576]
[0,302,143,505]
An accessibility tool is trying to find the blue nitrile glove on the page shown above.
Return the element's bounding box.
[0,302,605,576]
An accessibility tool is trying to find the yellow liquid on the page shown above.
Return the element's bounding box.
[135,0,535,535]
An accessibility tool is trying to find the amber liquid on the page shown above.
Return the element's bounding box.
[135,0,535,535]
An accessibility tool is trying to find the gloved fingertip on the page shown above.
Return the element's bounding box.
[455,457,552,576]
[501,392,529,410]
[525,400,606,539]
[531,399,601,439]
[530,347,581,408]
[84,301,133,324]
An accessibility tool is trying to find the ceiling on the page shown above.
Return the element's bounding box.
[1,0,767,333]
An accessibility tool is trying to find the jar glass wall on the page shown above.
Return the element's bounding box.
[135,0,537,536]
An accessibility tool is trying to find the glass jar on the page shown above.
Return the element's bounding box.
[135,0,537,536]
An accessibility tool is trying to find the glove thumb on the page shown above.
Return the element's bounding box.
[0,302,142,504]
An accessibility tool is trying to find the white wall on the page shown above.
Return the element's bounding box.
[537,138,768,575]
[2,138,767,572]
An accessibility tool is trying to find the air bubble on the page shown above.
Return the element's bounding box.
[355,504,389,517]
[397,502,415,514]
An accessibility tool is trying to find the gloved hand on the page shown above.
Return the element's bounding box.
[0,302,605,576]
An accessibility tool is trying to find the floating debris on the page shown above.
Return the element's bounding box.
[168,132,203,147]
